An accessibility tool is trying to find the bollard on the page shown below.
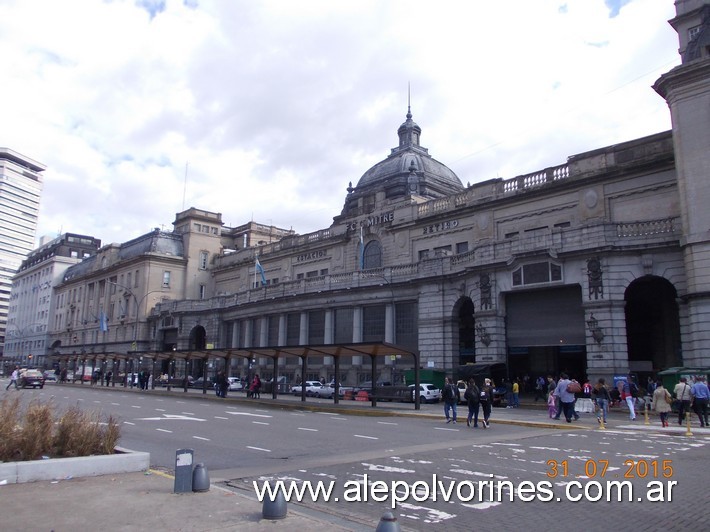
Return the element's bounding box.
[192,462,210,492]
[644,402,650,425]
[262,487,287,520]
[685,411,693,437]
[375,511,401,532]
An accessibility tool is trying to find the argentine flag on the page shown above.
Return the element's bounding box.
[255,257,267,286]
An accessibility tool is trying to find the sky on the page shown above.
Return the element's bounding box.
[0,0,680,247]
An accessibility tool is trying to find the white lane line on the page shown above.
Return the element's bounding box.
[252,421,269,426]
[315,412,340,416]
[193,436,210,441]
[298,427,318,432]
[176,401,186,404]
[182,412,195,415]
[354,434,378,440]
[123,421,135,426]
[247,446,271,453]
[434,427,459,432]
[214,416,229,420]
[111,403,120,406]
[156,428,172,433]
[331,417,347,421]
[290,413,306,416]
[93,400,101,403]
[156,408,166,412]
[226,412,272,418]
[131,405,142,409]
[377,421,398,425]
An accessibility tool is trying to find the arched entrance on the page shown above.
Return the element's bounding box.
[625,276,681,372]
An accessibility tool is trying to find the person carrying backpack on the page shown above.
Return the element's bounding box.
[443,377,459,424]
[463,379,480,427]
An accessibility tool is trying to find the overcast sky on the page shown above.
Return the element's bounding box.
[1,0,680,247]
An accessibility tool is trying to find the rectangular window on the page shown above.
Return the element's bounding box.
[286,313,300,345]
[363,305,386,342]
[456,242,469,254]
[199,251,208,270]
[308,310,325,344]
[418,250,429,261]
[319,268,329,276]
[163,271,171,287]
[135,270,139,287]
[199,285,206,300]
[267,316,279,345]
[334,308,353,344]
[395,302,418,353]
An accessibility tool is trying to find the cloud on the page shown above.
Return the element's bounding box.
[0,0,679,246]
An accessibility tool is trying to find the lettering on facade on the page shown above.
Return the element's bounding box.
[347,212,394,231]
[296,250,327,262]
[422,220,459,234]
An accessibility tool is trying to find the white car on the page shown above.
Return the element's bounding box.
[227,377,243,391]
[409,383,442,404]
[291,380,322,396]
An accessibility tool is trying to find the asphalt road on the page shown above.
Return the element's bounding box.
[4,383,707,531]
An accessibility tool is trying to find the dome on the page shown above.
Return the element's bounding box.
[353,107,463,197]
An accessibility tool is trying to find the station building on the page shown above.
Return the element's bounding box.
[48,0,710,387]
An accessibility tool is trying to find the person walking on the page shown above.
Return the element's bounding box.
[621,376,638,421]
[673,377,692,425]
[651,380,673,427]
[463,378,480,427]
[554,373,577,423]
[5,366,20,390]
[479,378,493,428]
[690,376,709,427]
[442,377,459,424]
[592,378,611,424]
[547,389,557,418]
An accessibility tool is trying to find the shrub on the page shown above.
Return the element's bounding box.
[0,397,121,462]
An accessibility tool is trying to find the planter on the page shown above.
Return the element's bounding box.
[0,446,150,485]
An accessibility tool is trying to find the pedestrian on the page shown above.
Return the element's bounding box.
[216,371,228,398]
[621,376,638,421]
[592,378,611,424]
[105,370,112,387]
[534,376,546,402]
[547,389,557,418]
[690,376,709,427]
[250,374,262,399]
[554,372,577,423]
[673,377,692,425]
[511,379,520,408]
[5,366,20,390]
[479,378,493,428]
[463,378,480,427]
[442,376,459,424]
[651,380,673,427]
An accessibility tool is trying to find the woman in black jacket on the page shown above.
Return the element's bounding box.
[464,379,481,428]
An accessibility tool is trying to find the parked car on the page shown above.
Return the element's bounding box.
[291,380,322,396]
[43,371,58,383]
[409,383,441,404]
[226,377,243,391]
[192,376,214,389]
[19,369,45,389]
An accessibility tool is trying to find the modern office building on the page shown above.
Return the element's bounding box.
[3,233,101,370]
[0,148,45,356]
[47,0,710,387]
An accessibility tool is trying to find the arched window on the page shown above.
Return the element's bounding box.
[363,241,382,270]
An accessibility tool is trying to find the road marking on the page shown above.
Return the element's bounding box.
[123,421,135,425]
[136,414,206,421]
[252,421,269,425]
[298,427,318,432]
[131,405,142,409]
[182,412,195,415]
[214,416,228,420]
[111,403,120,406]
[354,434,378,440]
[377,421,398,425]
[156,428,172,433]
[193,436,210,441]
[315,412,340,416]
[156,408,166,412]
[434,427,458,432]
[225,412,272,418]
[247,446,271,452]
[176,401,186,404]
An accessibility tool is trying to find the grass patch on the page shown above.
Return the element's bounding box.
[0,396,121,462]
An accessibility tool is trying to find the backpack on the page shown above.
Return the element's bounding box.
[566,380,582,394]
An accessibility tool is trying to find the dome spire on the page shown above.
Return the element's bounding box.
[398,84,420,149]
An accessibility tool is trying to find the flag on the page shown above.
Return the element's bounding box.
[255,256,267,286]
[99,310,109,333]
[358,225,365,270]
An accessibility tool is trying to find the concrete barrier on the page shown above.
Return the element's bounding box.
[0,447,150,485]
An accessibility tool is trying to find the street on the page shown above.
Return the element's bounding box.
[2,382,708,531]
